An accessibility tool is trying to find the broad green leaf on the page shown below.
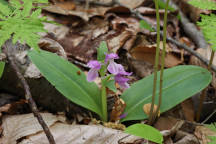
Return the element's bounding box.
[0,62,5,78]
[125,124,163,144]
[121,65,212,122]
[28,50,103,118]
[140,20,154,32]
[97,41,108,62]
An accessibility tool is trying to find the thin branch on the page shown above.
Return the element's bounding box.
[75,0,116,7]
[202,109,216,124]
[3,40,56,144]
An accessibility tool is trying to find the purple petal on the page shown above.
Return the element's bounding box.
[115,74,130,89]
[119,113,128,119]
[107,61,122,75]
[115,74,129,83]
[118,82,130,89]
[87,69,99,82]
[117,65,132,76]
[87,60,101,70]
[105,53,119,63]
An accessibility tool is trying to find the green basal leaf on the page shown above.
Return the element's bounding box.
[97,41,108,62]
[121,65,212,122]
[125,124,163,144]
[140,20,154,32]
[28,50,103,118]
[0,62,5,78]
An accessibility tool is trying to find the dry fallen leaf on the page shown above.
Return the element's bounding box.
[110,97,126,122]
[194,125,216,144]
[0,113,140,144]
[181,98,195,122]
[143,103,160,117]
[130,42,183,68]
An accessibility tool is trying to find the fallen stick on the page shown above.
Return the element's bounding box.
[2,40,56,144]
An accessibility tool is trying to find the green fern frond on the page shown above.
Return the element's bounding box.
[197,14,216,50]
[188,0,216,10]
[0,0,49,51]
[188,0,216,51]
[0,1,12,18]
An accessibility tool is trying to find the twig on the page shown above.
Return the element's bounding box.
[75,0,116,7]
[3,40,56,144]
[202,109,216,124]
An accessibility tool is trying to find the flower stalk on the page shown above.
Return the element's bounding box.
[101,81,108,121]
[153,0,170,123]
[148,0,161,124]
[87,52,131,121]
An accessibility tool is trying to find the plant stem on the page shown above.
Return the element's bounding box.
[153,0,170,123]
[196,50,215,121]
[148,0,160,125]
[101,82,108,121]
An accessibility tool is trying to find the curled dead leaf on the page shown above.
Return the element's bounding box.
[110,98,126,122]
[143,103,160,117]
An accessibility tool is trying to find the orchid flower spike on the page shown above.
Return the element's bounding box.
[87,60,101,82]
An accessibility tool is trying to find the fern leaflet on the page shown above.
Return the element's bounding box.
[188,0,216,10]
[0,0,49,51]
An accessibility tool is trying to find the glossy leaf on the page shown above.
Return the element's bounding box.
[125,124,163,144]
[28,50,103,118]
[121,65,212,122]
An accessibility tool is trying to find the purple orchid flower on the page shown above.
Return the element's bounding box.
[115,74,131,89]
[105,53,120,75]
[119,113,128,119]
[87,60,101,82]
[105,53,132,88]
